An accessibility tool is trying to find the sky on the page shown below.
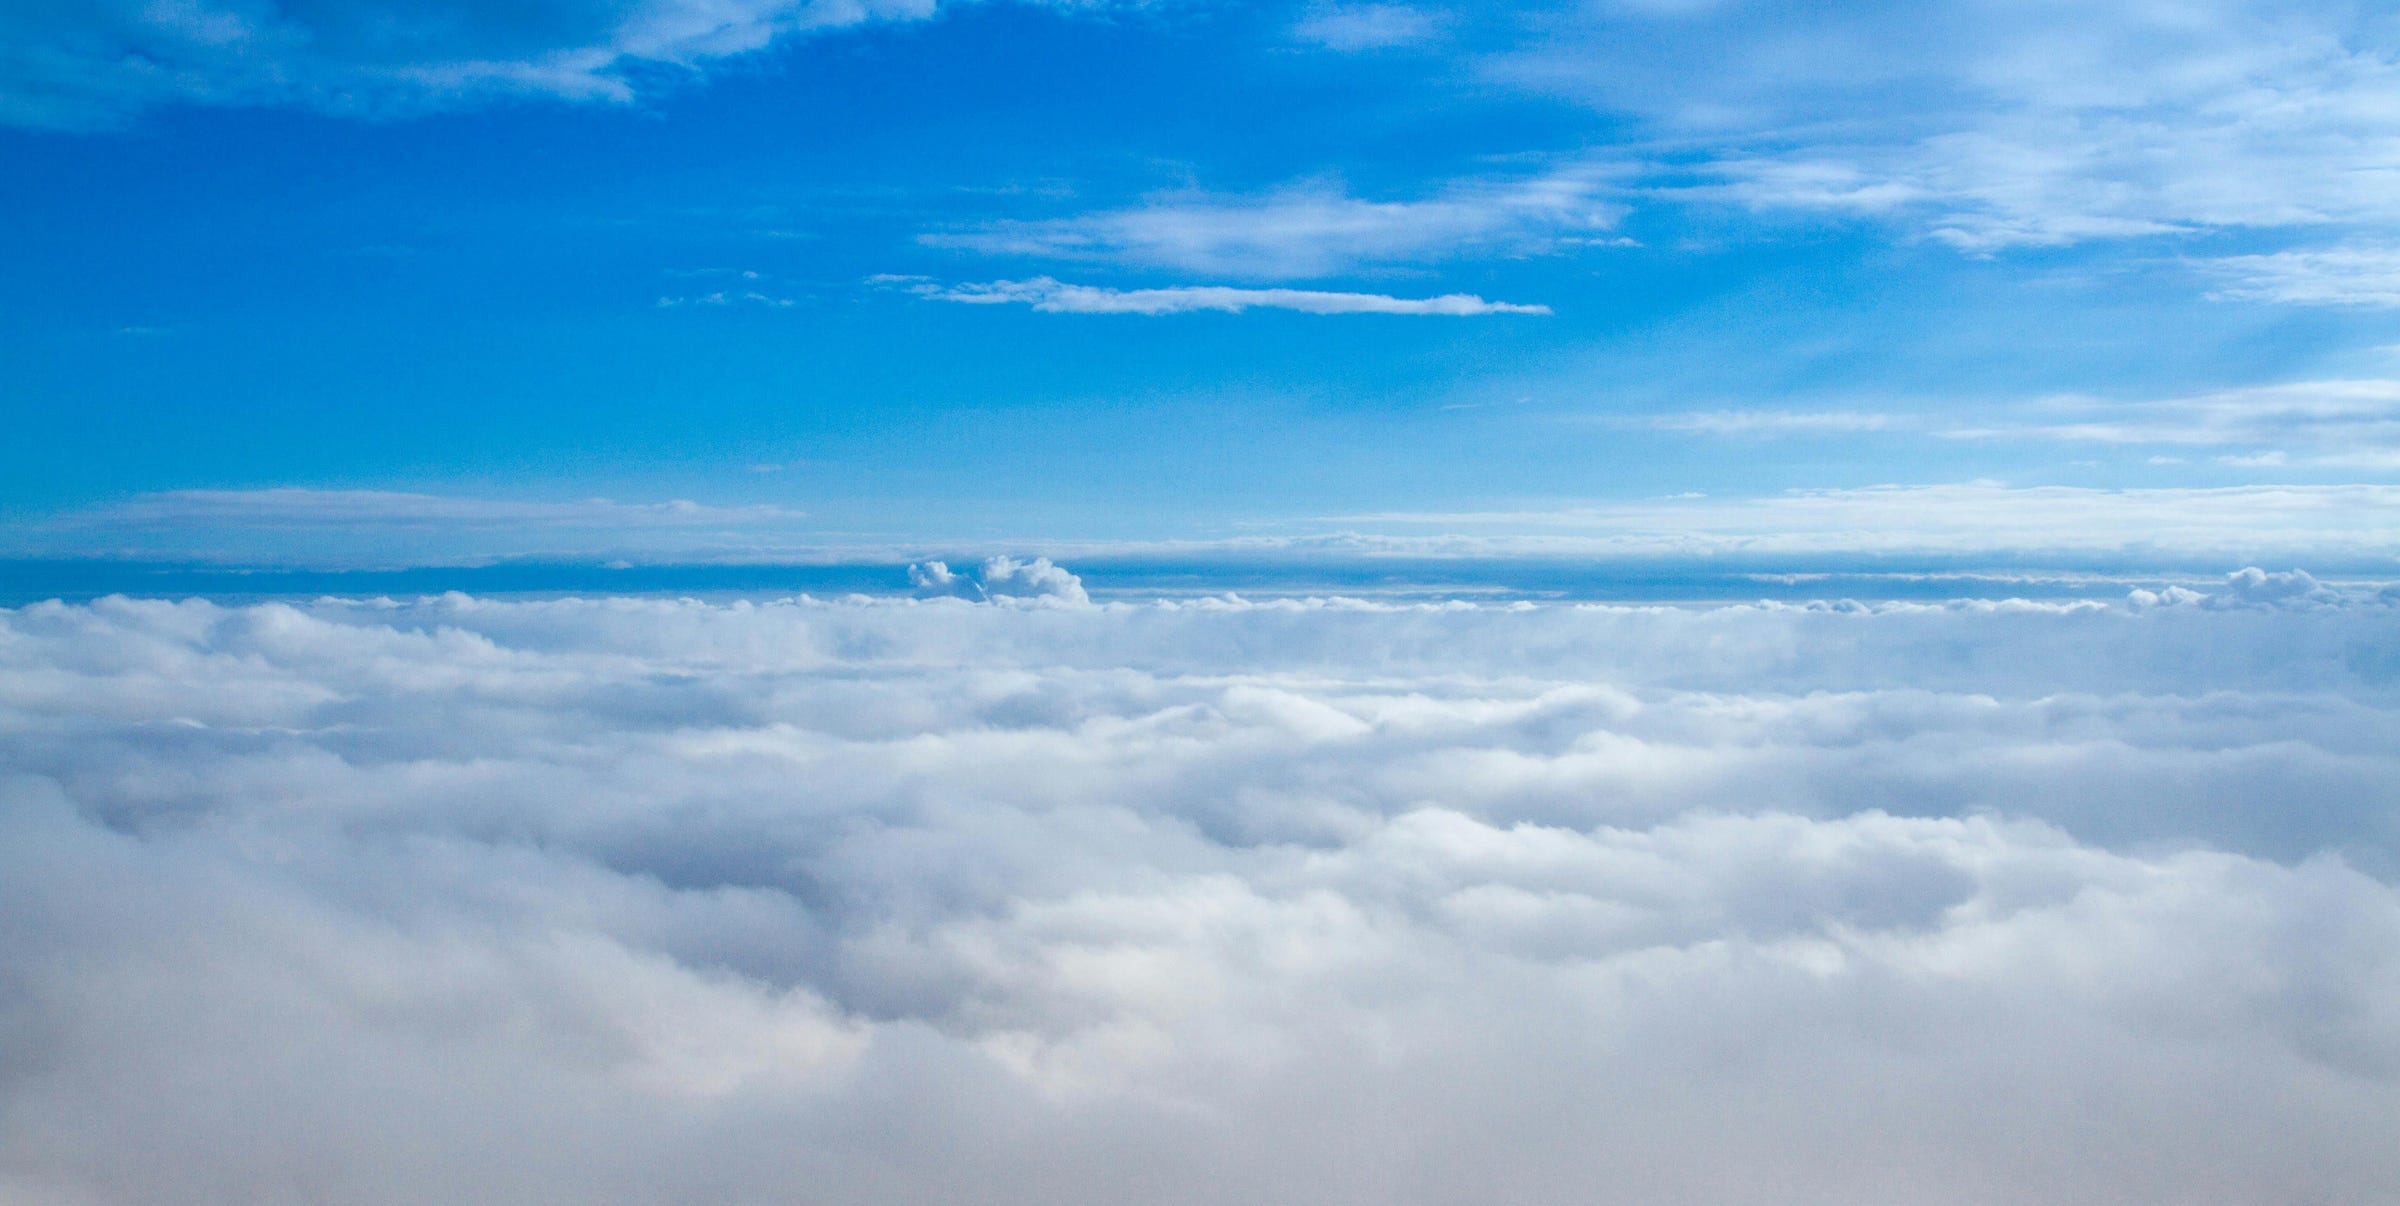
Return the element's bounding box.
[6,0,2400,571]
[8,11,2400,1201]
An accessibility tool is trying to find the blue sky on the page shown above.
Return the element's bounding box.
[6,0,2400,567]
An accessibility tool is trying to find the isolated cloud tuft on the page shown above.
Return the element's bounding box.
[2214,565,2334,607]
[909,555,1089,603]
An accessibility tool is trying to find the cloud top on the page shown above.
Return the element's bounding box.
[4,590,2400,1203]
[909,555,1090,603]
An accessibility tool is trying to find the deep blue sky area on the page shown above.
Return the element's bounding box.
[3,0,2398,568]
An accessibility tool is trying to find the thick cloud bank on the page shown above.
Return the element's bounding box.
[4,588,2400,1204]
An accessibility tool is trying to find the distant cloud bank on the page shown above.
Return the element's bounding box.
[13,481,2400,569]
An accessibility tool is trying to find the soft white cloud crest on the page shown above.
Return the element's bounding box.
[909,555,1090,603]
[3,587,2400,1202]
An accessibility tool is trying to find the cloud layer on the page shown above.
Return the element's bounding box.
[19,482,2400,569]
[4,587,2400,1203]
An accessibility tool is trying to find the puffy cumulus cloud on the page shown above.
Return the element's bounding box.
[910,555,1089,603]
[5,590,2400,1203]
[0,0,963,129]
[2133,566,2340,610]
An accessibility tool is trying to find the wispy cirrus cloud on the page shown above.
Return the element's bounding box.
[658,267,800,309]
[1637,409,1906,435]
[657,291,797,308]
[0,0,968,129]
[1634,379,2400,466]
[1291,2,1447,52]
[882,274,1550,315]
[1493,0,2400,252]
[1936,380,2400,451]
[92,488,803,527]
[2199,245,2400,308]
[8,488,818,567]
[1315,482,2400,561]
[922,171,1629,278]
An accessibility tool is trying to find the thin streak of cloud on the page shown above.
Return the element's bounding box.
[922,171,1628,279]
[2199,245,2400,308]
[1638,410,1907,434]
[657,291,797,308]
[889,275,1551,316]
[1310,482,2400,558]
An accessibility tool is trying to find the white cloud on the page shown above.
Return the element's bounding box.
[0,0,952,128]
[1309,482,2400,560]
[924,171,1627,278]
[657,290,799,308]
[2200,245,2400,307]
[1639,379,2400,465]
[1291,2,1445,52]
[1638,409,1905,434]
[910,555,1091,604]
[1495,0,2400,252]
[4,590,2400,1203]
[896,275,1551,315]
[9,488,819,567]
[96,488,804,527]
[16,481,2400,570]
[1937,379,2400,458]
